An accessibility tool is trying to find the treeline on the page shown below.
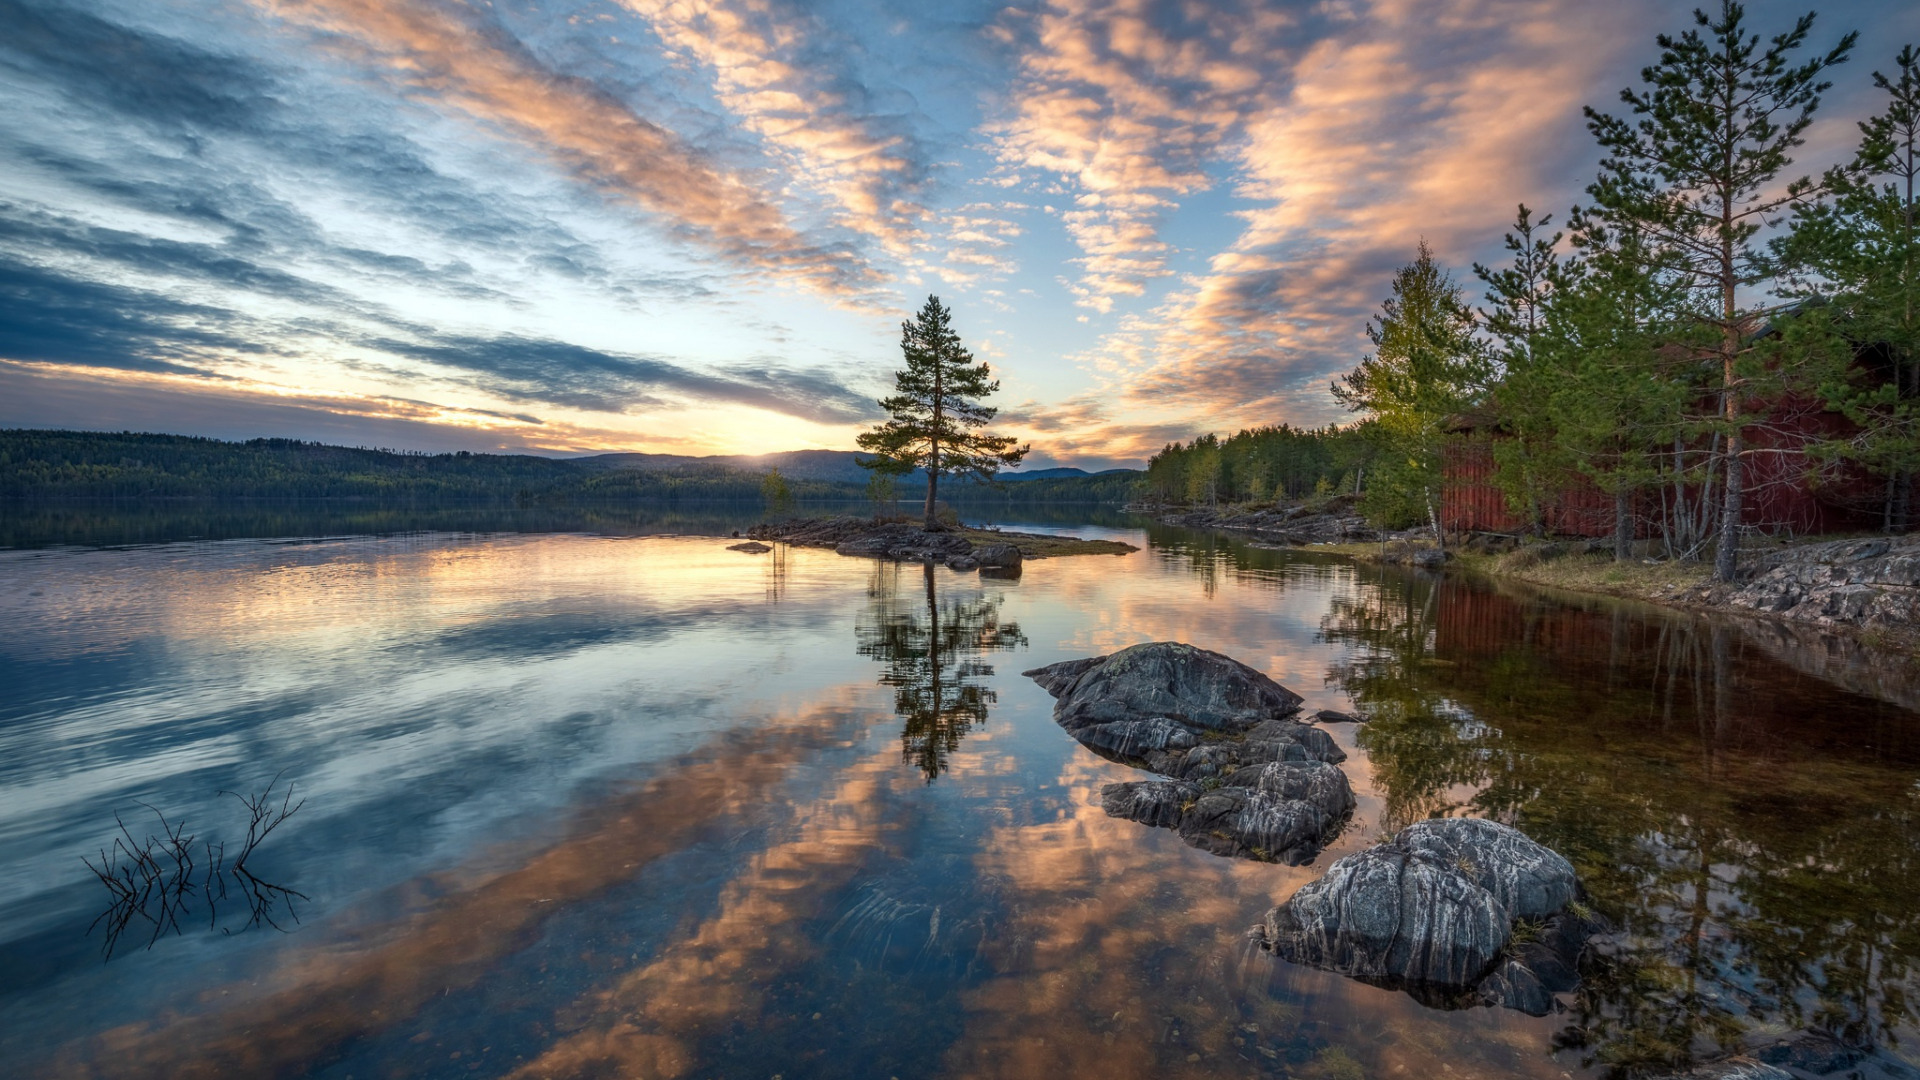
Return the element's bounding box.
[953,470,1142,504]
[0,429,1145,506]
[0,430,845,502]
[1326,9,1917,581]
[1142,424,1378,505]
[0,430,578,498]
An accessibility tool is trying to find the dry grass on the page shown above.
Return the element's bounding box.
[1459,548,1714,602]
[956,526,1137,558]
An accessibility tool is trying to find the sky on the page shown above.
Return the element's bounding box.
[1,0,1914,469]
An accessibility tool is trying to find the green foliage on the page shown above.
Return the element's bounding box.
[1777,45,1920,524]
[760,467,795,518]
[1334,240,1491,527]
[856,296,1029,525]
[1583,0,1855,578]
[864,469,900,519]
[1143,423,1376,508]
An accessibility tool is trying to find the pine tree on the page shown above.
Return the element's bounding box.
[1334,240,1491,530]
[1545,211,1699,560]
[856,296,1029,528]
[1475,205,1570,535]
[1584,0,1855,580]
[1776,45,1920,529]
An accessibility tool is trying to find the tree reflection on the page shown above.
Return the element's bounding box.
[1322,569,1920,1076]
[856,562,1028,781]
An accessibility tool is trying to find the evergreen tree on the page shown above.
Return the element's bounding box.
[1334,240,1491,529]
[1584,0,1855,580]
[1776,45,1920,529]
[1475,205,1570,535]
[1545,212,1699,560]
[857,296,1029,528]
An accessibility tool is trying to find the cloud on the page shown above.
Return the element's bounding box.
[256,0,884,296]
[0,239,880,426]
[989,0,1299,309]
[625,0,935,255]
[1074,0,1659,431]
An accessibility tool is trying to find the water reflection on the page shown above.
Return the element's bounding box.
[856,563,1029,780]
[1324,567,1920,1075]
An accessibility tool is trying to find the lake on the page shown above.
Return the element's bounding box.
[2,507,1917,1079]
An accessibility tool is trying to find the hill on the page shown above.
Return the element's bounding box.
[0,430,1142,504]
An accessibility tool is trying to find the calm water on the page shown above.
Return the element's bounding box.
[2,511,1918,1079]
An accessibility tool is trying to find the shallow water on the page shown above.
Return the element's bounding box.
[1,515,1917,1078]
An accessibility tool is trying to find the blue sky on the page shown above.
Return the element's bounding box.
[1,0,1913,468]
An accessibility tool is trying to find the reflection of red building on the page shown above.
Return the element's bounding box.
[1442,343,1897,539]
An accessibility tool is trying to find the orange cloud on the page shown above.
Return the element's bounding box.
[1073,0,1650,432]
[627,0,929,255]
[992,0,1296,309]
[257,0,880,297]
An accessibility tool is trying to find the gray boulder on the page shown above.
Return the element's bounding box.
[1026,644,1353,862]
[1026,641,1305,733]
[1258,818,1593,1014]
[973,542,1023,569]
[1102,760,1356,864]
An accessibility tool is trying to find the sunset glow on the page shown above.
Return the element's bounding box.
[2,0,1909,466]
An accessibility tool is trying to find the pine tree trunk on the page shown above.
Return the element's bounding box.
[1715,430,1743,581]
[924,438,939,528]
[1614,486,1631,562]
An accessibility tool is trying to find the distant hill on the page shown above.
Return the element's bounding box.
[0,429,1141,504]
[579,450,1131,486]
[580,449,892,485]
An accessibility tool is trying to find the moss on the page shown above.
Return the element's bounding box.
[1317,1045,1366,1080]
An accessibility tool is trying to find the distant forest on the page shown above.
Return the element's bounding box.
[1141,423,1379,506]
[0,430,1140,504]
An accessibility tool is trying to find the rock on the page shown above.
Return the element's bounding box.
[1024,641,1305,733]
[973,543,1023,569]
[1026,643,1352,862]
[946,556,979,571]
[1752,1031,1869,1075]
[1721,534,1920,634]
[1311,709,1363,724]
[1257,818,1592,1013]
[726,541,772,554]
[1102,760,1355,863]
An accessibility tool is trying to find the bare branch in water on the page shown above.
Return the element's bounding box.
[83,775,309,960]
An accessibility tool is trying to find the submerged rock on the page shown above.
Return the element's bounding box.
[1257,818,1597,1015]
[725,541,773,554]
[1025,642,1354,862]
[1642,1063,1793,1080]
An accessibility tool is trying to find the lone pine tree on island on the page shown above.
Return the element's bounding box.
[857,295,1029,528]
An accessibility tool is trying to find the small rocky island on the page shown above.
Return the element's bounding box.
[745,516,1136,572]
[1027,640,1610,1018]
[1024,642,1354,864]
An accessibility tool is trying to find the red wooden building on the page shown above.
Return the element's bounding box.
[1440,394,1892,540]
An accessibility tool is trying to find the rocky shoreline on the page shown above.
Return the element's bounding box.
[742,515,1136,572]
[1143,498,1920,645]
